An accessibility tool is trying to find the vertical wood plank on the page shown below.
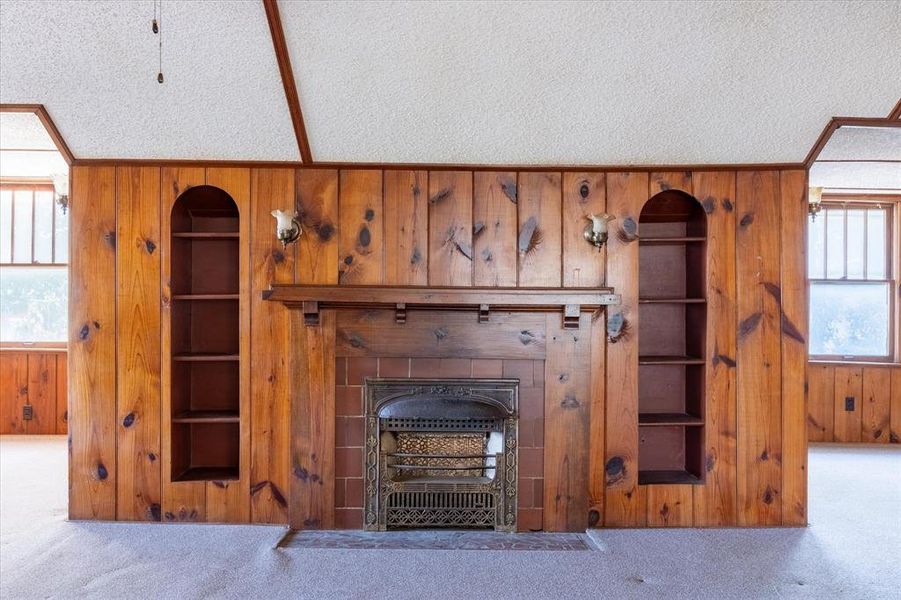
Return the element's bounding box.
[338,170,383,285]
[807,365,834,442]
[250,169,295,524]
[56,352,68,434]
[604,172,648,526]
[296,169,339,285]
[691,171,738,526]
[833,366,863,443]
[646,485,693,527]
[384,170,428,285]
[735,170,782,526]
[116,165,162,521]
[0,353,28,434]
[69,165,117,520]
[473,171,517,287]
[428,171,473,287]
[290,309,336,529]
[160,166,207,521]
[543,313,591,532]
[779,169,808,525]
[205,167,252,523]
[650,171,692,196]
[891,369,901,443]
[562,173,605,288]
[861,368,891,443]
[587,312,606,528]
[518,172,562,287]
[25,353,56,433]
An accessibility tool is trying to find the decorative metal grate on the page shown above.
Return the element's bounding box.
[363,379,518,533]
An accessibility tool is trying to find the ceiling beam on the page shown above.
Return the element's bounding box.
[263,0,313,164]
[889,98,901,120]
[0,103,75,165]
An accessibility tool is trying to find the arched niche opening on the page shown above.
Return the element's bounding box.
[169,185,241,482]
[637,189,708,485]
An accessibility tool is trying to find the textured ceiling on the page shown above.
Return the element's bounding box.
[0,0,297,160]
[811,126,901,189]
[0,113,56,149]
[1,0,900,164]
[283,0,901,165]
[817,126,901,161]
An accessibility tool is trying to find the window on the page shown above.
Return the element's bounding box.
[0,183,68,345]
[808,199,896,362]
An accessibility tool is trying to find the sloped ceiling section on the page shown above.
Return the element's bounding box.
[283,0,901,165]
[811,126,901,189]
[0,113,57,150]
[0,0,298,160]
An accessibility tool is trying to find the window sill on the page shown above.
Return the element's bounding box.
[809,359,899,367]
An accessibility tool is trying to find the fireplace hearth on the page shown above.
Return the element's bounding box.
[363,379,518,532]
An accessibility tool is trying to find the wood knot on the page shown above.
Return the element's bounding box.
[144,239,157,254]
[434,327,449,341]
[560,395,579,409]
[271,249,286,264]
[149,503,161,522]
[358,226,371,248]
[96,462,108,481]
[740,213,754,227]
[579,182,590,199]
[518,330,536,345]
[317,222,335,242]
[364,208,375,222]
[122,412,135,428]
[293,466,309,481]
[605,456,625,484]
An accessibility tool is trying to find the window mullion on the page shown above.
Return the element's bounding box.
[842,206,848,280]
[30,190,36,264]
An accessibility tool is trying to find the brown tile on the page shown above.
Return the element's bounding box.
[344,478,364,508]
[335,358,347,386]
[440,358,472,377]
[503,360,534,387]
[518,418,536,448]
[533,478,544,509]
[518,477,534,508]
[335,417,364,448]
[335,508,363,530]
[334,478,347,508]
[471,359,503,378]
[335,447,363,478]
[519,447,544,478]
[517,508,543,532]
[379,357,410,378]
[336,386,362,417]
[347,357,378,385]
[410,358,441,377]
[533,360,545,386]
[336,416,364,448]
[519,387,544,420]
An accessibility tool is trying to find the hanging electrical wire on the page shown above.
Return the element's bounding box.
[152,0,164,83]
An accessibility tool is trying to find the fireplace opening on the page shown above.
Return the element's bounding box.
[363,378,518,532]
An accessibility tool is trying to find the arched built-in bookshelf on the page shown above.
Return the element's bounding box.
[637,190,707,485]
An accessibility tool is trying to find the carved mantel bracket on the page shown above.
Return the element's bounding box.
[263,285,620,330]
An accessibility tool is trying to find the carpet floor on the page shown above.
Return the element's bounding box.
[0,436,898,599]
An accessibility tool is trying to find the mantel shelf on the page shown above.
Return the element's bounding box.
[262,284,620,329]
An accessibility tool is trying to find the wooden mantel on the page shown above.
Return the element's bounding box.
[263,284,620,329]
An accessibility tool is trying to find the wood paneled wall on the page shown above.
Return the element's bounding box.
[68,165,809,528]
[0,350,66,434]
[808,363,901,444]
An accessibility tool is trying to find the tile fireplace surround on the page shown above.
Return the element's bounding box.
[334,357,546,532]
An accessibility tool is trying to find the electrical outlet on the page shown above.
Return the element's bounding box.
[22,405,34,421]
[845,397,855,412]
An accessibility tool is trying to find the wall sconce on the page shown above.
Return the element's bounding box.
[584,213,615,249]
[50,171,69,215]
[808,187,823,221]
[271,209,301,249]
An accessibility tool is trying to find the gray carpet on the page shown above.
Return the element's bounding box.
[1,436,898,599]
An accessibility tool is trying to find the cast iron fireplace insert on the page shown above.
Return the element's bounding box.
[363,378,518,532]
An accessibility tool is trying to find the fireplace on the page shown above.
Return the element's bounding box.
[363,378,518,532]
